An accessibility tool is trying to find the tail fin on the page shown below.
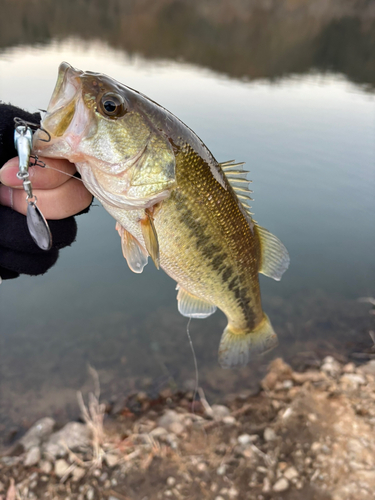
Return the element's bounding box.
[218,314,278,369]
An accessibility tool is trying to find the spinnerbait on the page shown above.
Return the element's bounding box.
[14,119,52,250]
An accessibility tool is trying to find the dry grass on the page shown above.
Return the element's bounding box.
[76,365,106,469]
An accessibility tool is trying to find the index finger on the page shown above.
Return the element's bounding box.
[0,156,77,189]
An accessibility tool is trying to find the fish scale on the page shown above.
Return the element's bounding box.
[153,139,262,332]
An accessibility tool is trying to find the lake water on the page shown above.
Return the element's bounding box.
[0,9,374,439]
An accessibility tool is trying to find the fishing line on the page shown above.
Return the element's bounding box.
[185,319,210,448]
[30,160,85,184]
[185,317,199,414]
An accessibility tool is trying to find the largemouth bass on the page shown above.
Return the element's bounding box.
[33,62,289,368]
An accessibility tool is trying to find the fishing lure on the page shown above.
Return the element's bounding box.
[14,118,52,251]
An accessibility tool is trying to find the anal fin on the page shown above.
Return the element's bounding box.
[140,209,160,269]
[177,286,217,318]
[116,222,148,274]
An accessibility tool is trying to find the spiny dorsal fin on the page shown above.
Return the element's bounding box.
[254,225,290,281]
[116,222,148,274]
[140,209,160,269]
[220,160,246,171]
[219,159,254,217]
[176,285,217,318]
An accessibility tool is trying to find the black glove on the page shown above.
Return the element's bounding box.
[0,103,87,280]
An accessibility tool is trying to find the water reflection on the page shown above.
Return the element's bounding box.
[0,36,374,440]
[0,0,374,88]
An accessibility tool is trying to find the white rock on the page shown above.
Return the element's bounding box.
[342,362,356,373]
[54,459,70,478]
[311,442,321,452]
[264,428,277,441]
[158,411,185,433]
[105,453,120,468]
[168,422,185,435]
[86,487,94,500]
[227,486,239,498]
[166,477,176,486]
[321,357,341,377]
[222,416,236,425]
[284,466,299,480]
[216,464,227,476]
[238,434,252,446]
[150,427,168,438]
[44,422,91,458]
[211,405,231,420]
[197,462,208,471]
[262,477,271,493]
[340,373,366,387]
[72,467,86,482]
[282,380,293,389]
[24,446,41,467]
[20,417,55,451]
[39,460,52,474]
[273,477,289,492]
[214,497,225,500]
[165,434,178,449]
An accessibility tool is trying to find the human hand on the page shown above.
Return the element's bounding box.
[0,156,92,218]
[0,103,93,280]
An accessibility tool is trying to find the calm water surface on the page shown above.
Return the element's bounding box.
[0,37,374,435]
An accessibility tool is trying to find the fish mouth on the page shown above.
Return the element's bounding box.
[33,62,91,160]
[48,62,83,112]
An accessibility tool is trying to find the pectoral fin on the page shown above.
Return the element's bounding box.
[255,225,290,281]
[176,285,217,318]
[140,209,160,269]
[116,222,148,273]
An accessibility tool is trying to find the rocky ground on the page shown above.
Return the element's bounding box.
[1,355,375,500]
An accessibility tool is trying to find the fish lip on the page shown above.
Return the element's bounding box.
[33,62,90,160]
[48,62,82,110]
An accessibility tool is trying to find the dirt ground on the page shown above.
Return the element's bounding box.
[1,354,375,500]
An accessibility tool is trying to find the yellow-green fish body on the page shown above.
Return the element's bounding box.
[34,62,289,368]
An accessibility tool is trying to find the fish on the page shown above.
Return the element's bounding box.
[33,62,290,368]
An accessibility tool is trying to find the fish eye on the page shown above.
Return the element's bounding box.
[100,92,126,118]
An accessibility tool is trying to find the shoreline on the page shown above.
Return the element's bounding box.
[1,355,375,499]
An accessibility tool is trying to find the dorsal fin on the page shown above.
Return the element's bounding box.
[219,159,254,217]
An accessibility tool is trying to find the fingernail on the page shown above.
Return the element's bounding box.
[0,185,14,208]
[0,162,18,185]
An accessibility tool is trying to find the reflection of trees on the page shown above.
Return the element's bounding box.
[0,0,374,88]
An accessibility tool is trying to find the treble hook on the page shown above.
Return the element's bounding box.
[13,117,51,143]
[37,127,51,143]
[13,117,40,131]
